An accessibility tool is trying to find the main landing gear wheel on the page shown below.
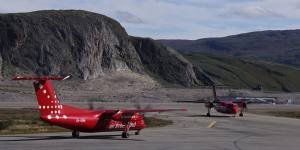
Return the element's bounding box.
[206,112,211,117]
[206,104,212,117]
[122,132,129,138]
[72,130,79,138]
[135,130,140,135]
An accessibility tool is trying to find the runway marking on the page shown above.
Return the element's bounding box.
[207,120,217,128]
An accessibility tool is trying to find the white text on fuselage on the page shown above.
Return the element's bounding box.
[109,121,136,129]
[76,118,86,123]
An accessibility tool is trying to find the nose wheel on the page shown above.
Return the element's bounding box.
[238,102,247,117]
[72,130,79,138]
[205,101,213,117]
[121,122,131,138]
[206,107,212,117]
[206,112,211,117]
[239,112,244,117]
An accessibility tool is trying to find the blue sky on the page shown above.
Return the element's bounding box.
[1,0,300,39]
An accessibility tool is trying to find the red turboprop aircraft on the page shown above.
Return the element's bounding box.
[205,85,247,117]
[12,76,186,138]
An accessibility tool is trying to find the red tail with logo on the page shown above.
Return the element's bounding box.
[12,76,68,118]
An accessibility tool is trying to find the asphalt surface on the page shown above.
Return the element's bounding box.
[1,103,300,150]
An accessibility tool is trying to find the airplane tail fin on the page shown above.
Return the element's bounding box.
[12,76,70,117]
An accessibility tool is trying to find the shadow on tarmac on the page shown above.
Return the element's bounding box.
[187,114,235,118]
[0,134,144,142]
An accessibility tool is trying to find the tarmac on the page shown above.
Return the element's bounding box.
[1,103,300,150]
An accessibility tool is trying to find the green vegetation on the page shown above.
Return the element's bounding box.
[249,109,300,119]
[185,53,300,92]
[266,111,300,119]
[0,109,68,135]
[144,117,173,127]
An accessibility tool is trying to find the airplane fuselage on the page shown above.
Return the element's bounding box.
[213,101,239,114]
[39,104,145,132]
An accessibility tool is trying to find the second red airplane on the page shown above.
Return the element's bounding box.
[205,85,247,117]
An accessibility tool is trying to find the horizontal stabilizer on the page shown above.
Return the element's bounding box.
[12,75,71,81]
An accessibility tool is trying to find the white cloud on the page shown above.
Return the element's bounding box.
[223,6,284,18]
[114,11,144,24]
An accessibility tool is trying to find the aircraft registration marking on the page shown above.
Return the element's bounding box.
[76,118,86,123]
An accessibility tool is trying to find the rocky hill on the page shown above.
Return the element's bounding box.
[0,10,202,87]
[0,10,143,79]
[160,30,300,68]
[2,10,300,92]
[130,36,201,87]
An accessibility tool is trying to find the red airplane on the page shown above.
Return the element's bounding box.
[205,85,247,117]
[12,76,186,138]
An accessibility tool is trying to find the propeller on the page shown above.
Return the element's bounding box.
[88,99,95,110]
[134,102,153,115]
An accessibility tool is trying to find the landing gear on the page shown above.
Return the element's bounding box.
[206,112,211,117]
[205,101,213,117]
[238,102,247,117]
[72,130,79,138]
[206,106,212,117]
[121,122,131,138]
[135,130,140,135]
[239,107,245,117]
[122,132,129,138]
[239,112,244,117]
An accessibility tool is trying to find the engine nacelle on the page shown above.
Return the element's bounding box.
[237,101,247,109]
[112,112,143,121]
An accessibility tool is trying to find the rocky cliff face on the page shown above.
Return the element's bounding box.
[131,37,202,87]
[0,10,142,79]
[0,10,203,87]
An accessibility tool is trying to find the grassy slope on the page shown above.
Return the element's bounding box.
[185,54,300,92]
[159,30,300,68]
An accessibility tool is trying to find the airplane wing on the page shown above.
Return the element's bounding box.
[92,109,186,118]
[97,109,186,114]
[90,108,186,122]
[96,109,186,120]
[119,109,187,113]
